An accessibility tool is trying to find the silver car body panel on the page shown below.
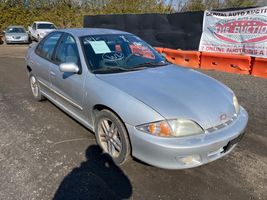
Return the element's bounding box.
[96,65,236,129]
[38,29,55,39]
[26,28,248,169]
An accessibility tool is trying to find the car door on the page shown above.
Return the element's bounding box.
[33,32,63,97]
[49,33,86,117]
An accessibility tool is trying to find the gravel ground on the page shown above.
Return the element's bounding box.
[0,45,266,200]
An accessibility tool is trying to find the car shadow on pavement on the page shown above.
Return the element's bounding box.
[53,145,132,200]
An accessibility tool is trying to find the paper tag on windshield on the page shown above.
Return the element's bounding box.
[89,41,111,54]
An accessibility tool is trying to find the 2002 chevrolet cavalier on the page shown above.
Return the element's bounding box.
[26,28,248,169]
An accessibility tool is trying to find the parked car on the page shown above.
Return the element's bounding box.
[0,33,4,44]
[4,25,29,44]
[25,28,248,169]
[28,21,56,41]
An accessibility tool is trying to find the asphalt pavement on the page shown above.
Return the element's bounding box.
[0,45,266,200]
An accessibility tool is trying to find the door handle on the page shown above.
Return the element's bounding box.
[50,71,56,76]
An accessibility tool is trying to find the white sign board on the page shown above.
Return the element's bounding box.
[89,41,111,54]
[199,7,267,58]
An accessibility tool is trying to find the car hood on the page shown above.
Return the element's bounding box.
[38,29,54,34]
[96,65,236,129]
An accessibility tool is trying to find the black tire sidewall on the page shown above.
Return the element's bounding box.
[95,109,131,165]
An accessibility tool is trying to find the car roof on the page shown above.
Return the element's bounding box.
[35,21,54,24]
[58,28,131,37]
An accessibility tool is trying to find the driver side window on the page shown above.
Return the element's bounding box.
[55,34,80,66]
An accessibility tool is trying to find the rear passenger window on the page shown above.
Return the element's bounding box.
[36,32,62,61]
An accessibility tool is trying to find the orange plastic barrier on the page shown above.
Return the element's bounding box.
[200,52,251,75]
[154,47,164,54]
[162,48,200,68]
[251,58,267,78]
[154,47,267,78]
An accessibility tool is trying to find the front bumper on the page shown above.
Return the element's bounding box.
[126,106,248,169]
[6,39,29,44]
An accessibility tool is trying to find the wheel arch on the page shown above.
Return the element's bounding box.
[93,104,125,127]
[92,104,133,149]
[26,65,33,76]
[26,65,32,73]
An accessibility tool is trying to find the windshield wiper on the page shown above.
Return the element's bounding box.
[92,67,135,73]
[131,61,169,69]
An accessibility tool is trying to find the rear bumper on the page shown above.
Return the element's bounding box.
[126,106,248,169]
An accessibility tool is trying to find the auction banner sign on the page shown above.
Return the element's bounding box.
[199,6,267,58]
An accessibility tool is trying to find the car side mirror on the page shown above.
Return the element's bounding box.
[59,63,79,73]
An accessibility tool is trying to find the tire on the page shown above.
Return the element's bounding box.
[28,36,32,44]
[29,33,33,42]
[95,109,131,165]
[29,74,45,101]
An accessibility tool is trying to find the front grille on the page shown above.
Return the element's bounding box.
[206,114,238,133]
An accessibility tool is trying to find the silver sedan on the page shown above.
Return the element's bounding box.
[25,28,248,169]
[4,25,29,44]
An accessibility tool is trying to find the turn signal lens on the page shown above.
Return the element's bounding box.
[148,123,156,134]
[137,121,172,137]
[136,119,203,137]
[159,122,171,136]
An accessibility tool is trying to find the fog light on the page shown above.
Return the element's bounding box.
[176,155,201,165]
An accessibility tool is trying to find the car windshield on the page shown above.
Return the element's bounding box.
[38,24,56,29]
[6,27,25,33]
[81,34,168,73]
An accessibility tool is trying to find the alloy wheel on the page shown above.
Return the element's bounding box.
[98,118,122,158]
[30,76,39,97]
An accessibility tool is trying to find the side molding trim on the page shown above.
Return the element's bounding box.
[38,79,83,111]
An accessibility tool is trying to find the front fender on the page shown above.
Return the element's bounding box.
[84,74,165,127]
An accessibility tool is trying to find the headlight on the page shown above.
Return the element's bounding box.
[5,36,12,40]
[233,94,240,114]
[136,119,204,137]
